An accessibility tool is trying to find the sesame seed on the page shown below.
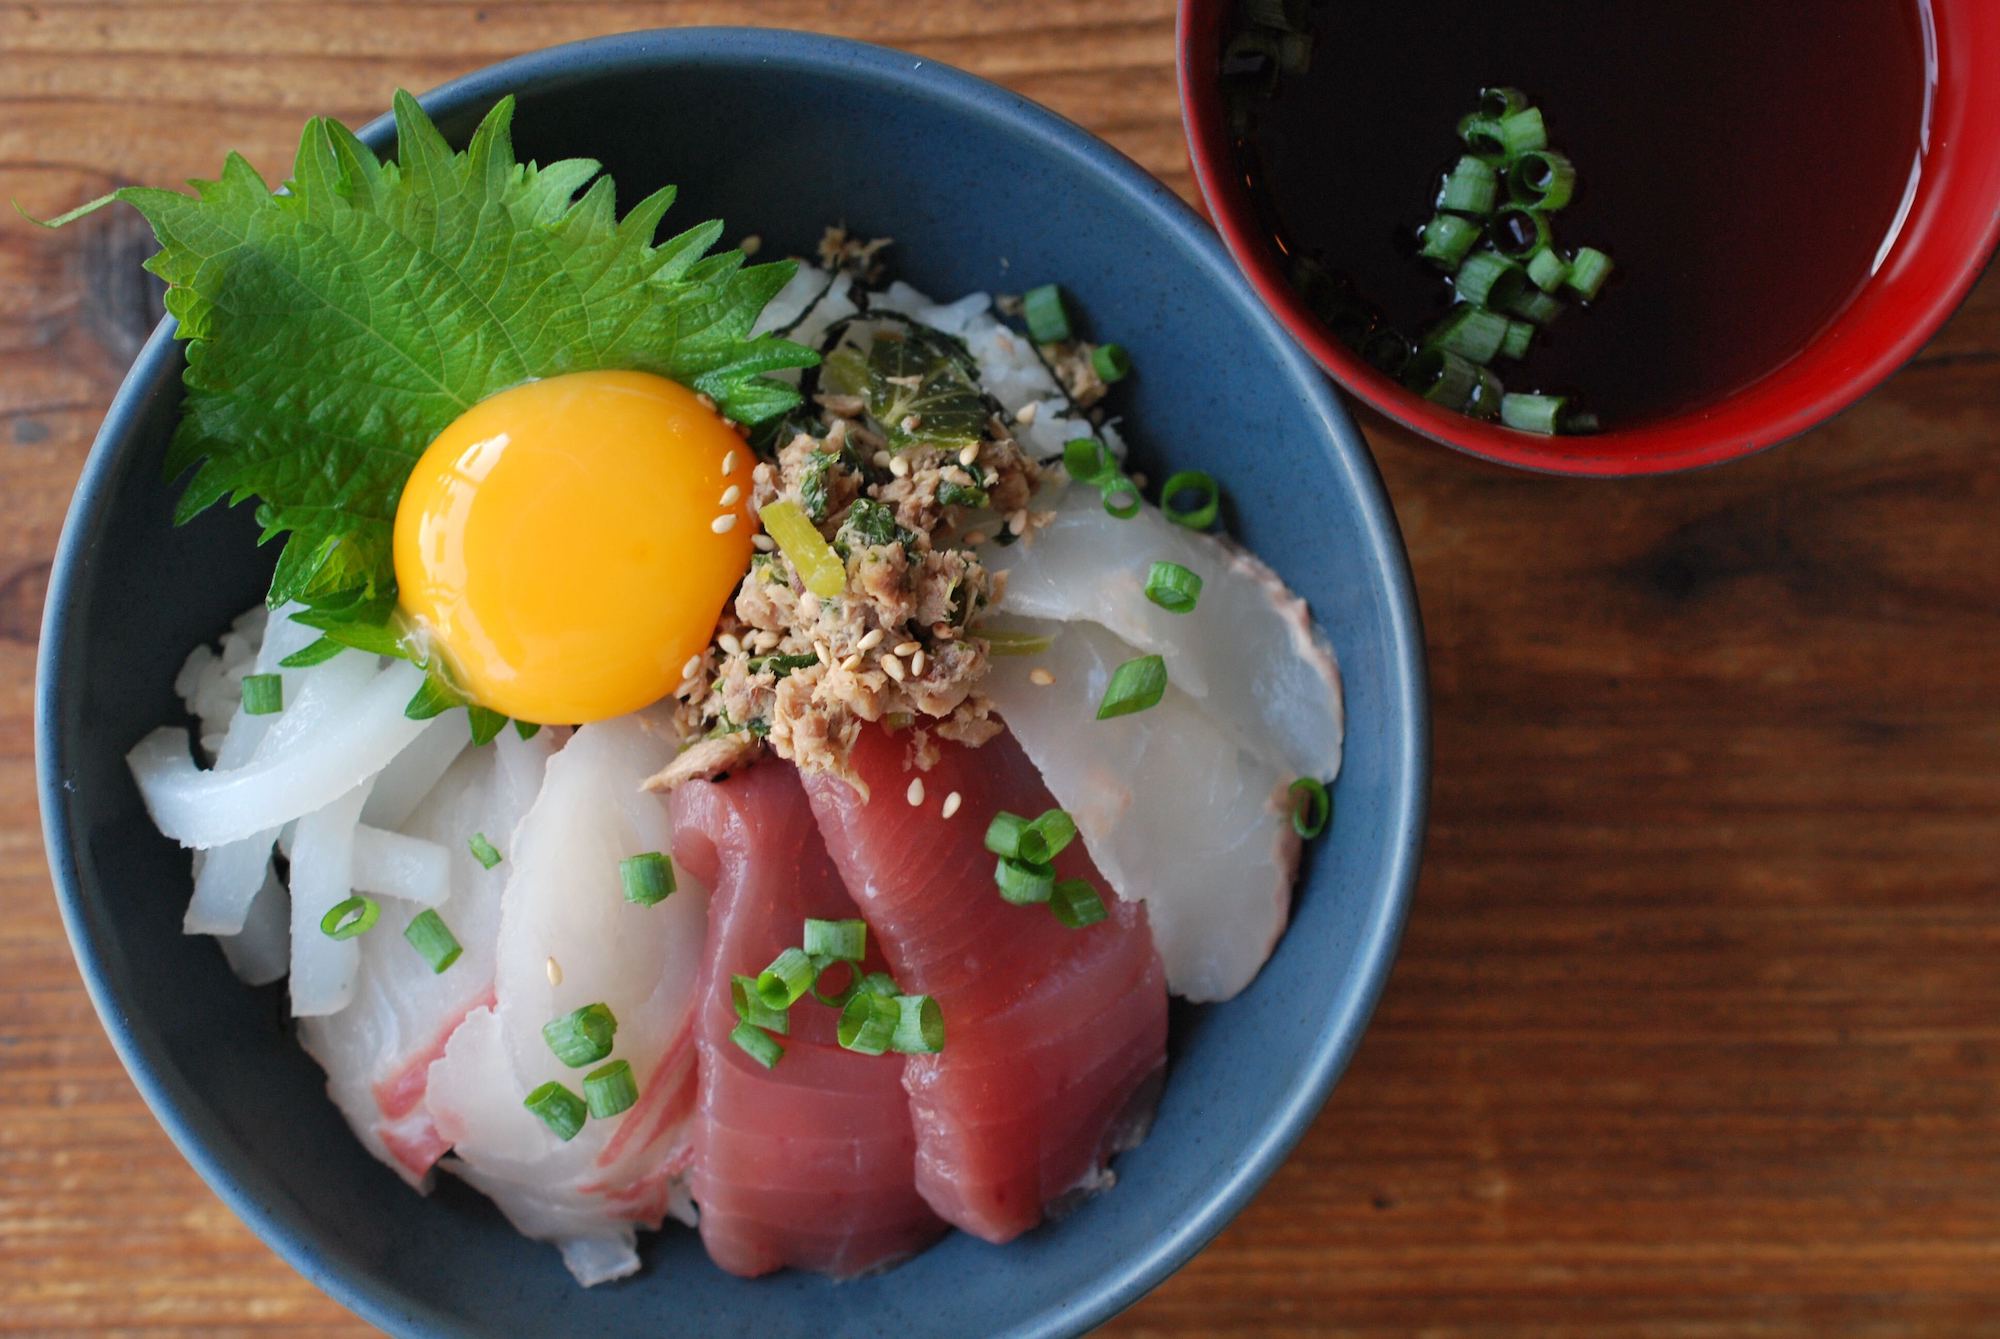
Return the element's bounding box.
[893,640,920,656]
[900,414,922,433]
[546,956,563,987]
[1007,509,1028,535]
[720,449,739,476]
[740,234,762,256]
[873,450,893,469]
[889,455,911,478]
[711,513,739,534]
[1131,471,1149,489]
[719,484,742,508]
[941,790,963,819]
[841,652,863,672]
[681,654,703,680]
[881,654,907,682]
[1029,667,1056,686]
[906,777,926,806]
[958,443,980,467]
[697,393,719,413]
[910,649,927,676]
[814,640,832,665]
[718,633,742,656]
[752,533,776,552]
[1015,401,1039,425]
[963,530,988,546]
[857,628,885,651]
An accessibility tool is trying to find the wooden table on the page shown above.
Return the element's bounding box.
[4,3,1997,1333]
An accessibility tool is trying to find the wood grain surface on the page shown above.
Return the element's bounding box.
[3,2,1998,1334]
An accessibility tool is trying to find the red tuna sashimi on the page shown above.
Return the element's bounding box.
[803,725,1169,1244]
[672,760,945,1277]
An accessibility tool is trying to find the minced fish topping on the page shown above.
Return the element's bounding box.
[650,256,1093,792]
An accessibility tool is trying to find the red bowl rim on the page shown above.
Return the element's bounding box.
[1176,0,2000,477]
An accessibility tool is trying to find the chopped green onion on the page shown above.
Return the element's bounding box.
[522,1081,587,1141]
[731,974,792,1032]
[837,990,901,1056]
[1436,155,1498,216]
[1525,246,1570,294]
[619,852,676,906]
[979,627,1056,657]
[1096,653,1168,720]
[1361,327,1414,376]
[1161,471,1220,530]
[758,500,846,600]
[1565,246,1614,301]
[985,811,1049,864]
[1504,286,1566,327]
[755,947,818,1011]
[403,909,462,973]
[1022,284,1072,343]
[1464,363,1504,420]
[1031,808,1079,860]
[1452,251,1525,309]
[890,994,946,1054]
[730,1020,785,1069]
[1422,304,1509,365]
[1566,410,1602,434]
[1063,437,1113,485]
[1505,150,1575,211]
[1498,105,1547,156]
[995,856,1055,905]
[1491,205,1552,261]
[582,1060,638,1119]
[542,1003,618,1068]
[241,674,283,716]
[858,970,899,999]
[808,958,859,1008]
[1091,343,1132,382]
[319,895,379,940]
[1144,560,1203,613]
[1289,777,1332,838]
[514,719,542,741]
[802,917,867,963]
[1499,319,1534,362]
[1417,212,1480,269]
[1102,484,1142,519]
[1051,879,1108,929]
[1401,348,1482,411]
[1478,86,1530,120]
[468,832,502,870]
[1500,393,1571,435]
[1456,113,1506,159]
[1246,0,1306,32]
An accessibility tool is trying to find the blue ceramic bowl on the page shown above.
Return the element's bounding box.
[37,28,1427,1338]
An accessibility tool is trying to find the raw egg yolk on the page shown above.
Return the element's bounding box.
[392,370,753,724]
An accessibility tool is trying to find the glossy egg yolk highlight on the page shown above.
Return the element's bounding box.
[392,370,752,724]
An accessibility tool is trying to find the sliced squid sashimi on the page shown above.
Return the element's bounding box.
[297,726,554,1185]
[985,619,1299,1003]
[803,726,1167,1244]
[129,658,433,851]
[671,761,943,1279]
[981,485,1343,784]
[425,716,710,1286]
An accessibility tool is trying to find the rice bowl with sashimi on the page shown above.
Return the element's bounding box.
[37,50,1409,1320]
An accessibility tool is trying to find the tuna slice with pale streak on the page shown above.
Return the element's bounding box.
[425,716,710,1286]
[297,725,551,1184]
[672,760,944,1277]
[803,726,1167,1244]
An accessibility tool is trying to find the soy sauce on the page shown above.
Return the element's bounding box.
[1229,0,1932,426]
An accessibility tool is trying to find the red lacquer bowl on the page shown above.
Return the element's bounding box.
[1177,0,2000,476]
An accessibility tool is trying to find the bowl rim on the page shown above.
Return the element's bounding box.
[37,25,1430,1338]
[1175,0,2000,478]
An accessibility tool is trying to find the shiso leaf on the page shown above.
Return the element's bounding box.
[74,90,815,681]
[864,325,987,449]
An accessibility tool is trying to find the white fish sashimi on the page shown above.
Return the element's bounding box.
[425,716,710,1285]
[983,484,1344,783]
[128,659,431,851]
[987,620,1299,1002]
[299,728,555,1187]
